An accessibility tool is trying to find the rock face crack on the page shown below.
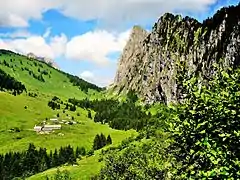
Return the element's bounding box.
[112,4,240,104]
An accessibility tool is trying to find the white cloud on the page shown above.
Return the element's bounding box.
[80,71,95,81]
[0,0,55,27]
[66,29,131,65]
[79,70,113,87]
[0,28,129,67]
[0,31,67,59]
[8,36,55,58]
[56,0,217,28]
[0,0,217,28]
[0,39,14,51]
[50,33,68,58]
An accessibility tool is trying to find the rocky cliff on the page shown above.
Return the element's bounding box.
[113,4,240,104]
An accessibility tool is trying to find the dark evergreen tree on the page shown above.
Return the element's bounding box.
[75,147,81,158]
[106,135,112,145]
[70,105,76,111]
[0,69,26,95]
[52,149,59,167]
[100,133,107,147]
[88,110,92,119]
[93,134,101,150]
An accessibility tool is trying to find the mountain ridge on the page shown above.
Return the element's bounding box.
[113,4,240,104]
[27,52,59,70]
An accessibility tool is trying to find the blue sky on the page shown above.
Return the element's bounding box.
[0,0,239,87]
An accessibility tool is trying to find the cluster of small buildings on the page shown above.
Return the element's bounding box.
[33,118,77,133]
[34,124,61,133]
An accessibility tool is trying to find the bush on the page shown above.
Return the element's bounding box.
[87,149,94,157]
[170,67,240,179]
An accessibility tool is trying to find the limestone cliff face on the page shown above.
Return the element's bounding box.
[114,26,149,85]
[113,4,240,104]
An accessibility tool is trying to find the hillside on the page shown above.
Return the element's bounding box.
[0,49,102,98]
[112,4,240,104]
[0,50,136,179]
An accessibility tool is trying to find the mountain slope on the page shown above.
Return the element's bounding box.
[0,49,135,155]
[0,49,101,98]
[113,4,240,104]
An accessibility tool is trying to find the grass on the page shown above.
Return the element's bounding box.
[0,52,102,100]
[0,50,137,179]
[28,155,103,180]
[28,136,141,180]
[0,88,135,154]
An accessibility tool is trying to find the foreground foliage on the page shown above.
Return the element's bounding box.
[92,67,240,179]
[0,143,85,179]
[170,67,240,179]
[94,135,174,180]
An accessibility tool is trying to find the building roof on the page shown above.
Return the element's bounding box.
[44,125,61,127]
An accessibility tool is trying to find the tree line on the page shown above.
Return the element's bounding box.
[48,96,76,111]
[0,143,86,180]
[66,75,102,93]
[68,91,150,130]
[0,68,26,95]
[93,134,112,150]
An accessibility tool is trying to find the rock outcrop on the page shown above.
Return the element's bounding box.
[113,4,240,104]
[114,26,149,84]
[27,53,59,69]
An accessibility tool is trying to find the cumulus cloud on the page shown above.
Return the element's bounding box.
[65,29,131,65]
[0,31,67,59]
[50,33,68,58]
[57,0,217,28]
[0,0,55,27]
[80,71,95,81]
[0,28,129,67]
[0,0,218,27]
[79,70,113,87]
[8,36,55,58]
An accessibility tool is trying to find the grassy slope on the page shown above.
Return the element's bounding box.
[0,52,102,99]
[0,91,135,153]
[28,155,102,180]
[0,51,136,178]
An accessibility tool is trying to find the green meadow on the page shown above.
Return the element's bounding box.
[0,50,136,179]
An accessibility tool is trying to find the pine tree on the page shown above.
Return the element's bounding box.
[66,145,75,165]
[53,149,59,167]
[100,133,107,147]
[88,110,92,119]
[49,150,53,168]
[93,134,101,150]
[106,135,112,145]
[75,147,81,159]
